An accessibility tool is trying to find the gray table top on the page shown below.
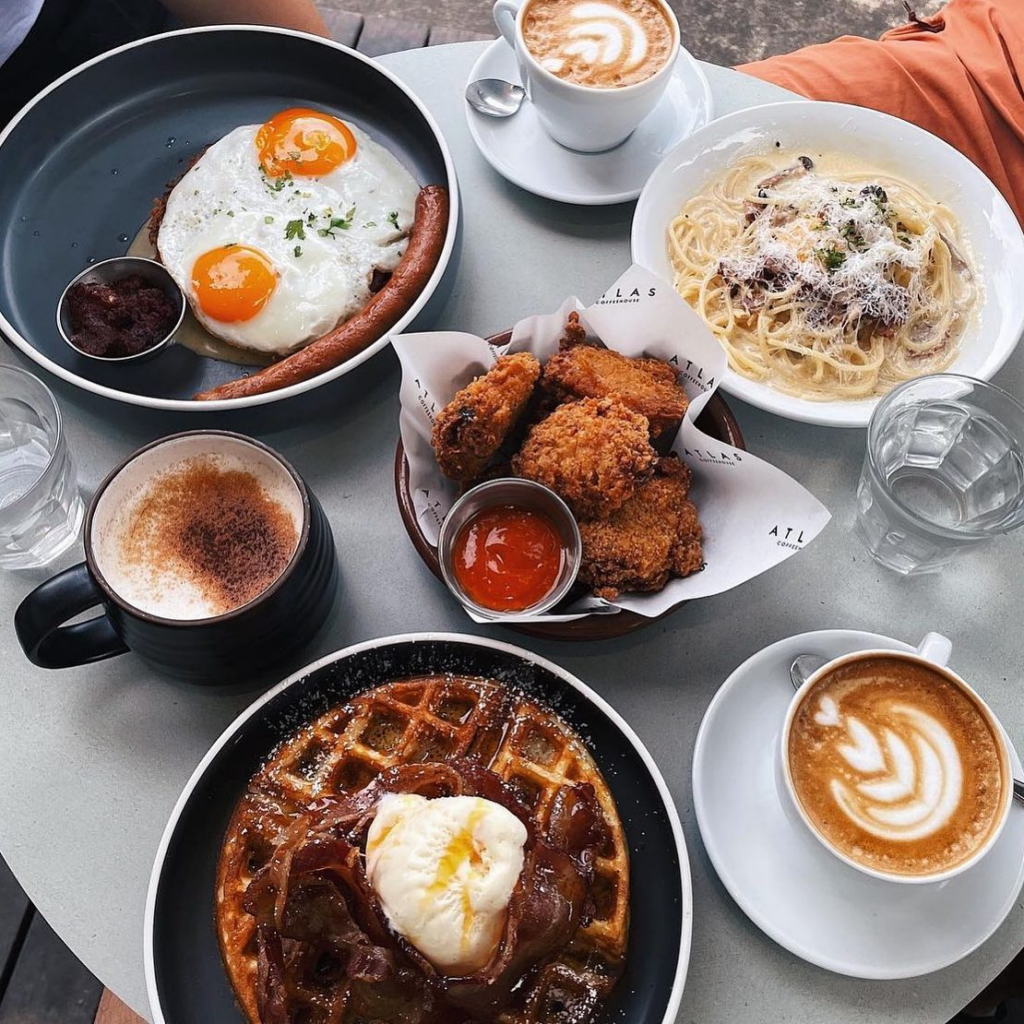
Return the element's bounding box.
[1,39,1022,1024]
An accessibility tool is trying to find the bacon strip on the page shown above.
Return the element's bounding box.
[245,761,606,1022]
[194,184,450,401]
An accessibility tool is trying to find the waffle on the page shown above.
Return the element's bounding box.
[216,674,630,1023]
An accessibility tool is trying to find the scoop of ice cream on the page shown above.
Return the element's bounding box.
[365,793,527,974]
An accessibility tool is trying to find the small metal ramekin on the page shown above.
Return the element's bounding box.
[438,478,581,620]
[57,256,185,364]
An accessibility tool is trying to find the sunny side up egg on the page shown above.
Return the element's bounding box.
[156,108,419,355]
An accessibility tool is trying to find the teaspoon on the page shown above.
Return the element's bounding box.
[788,655,1024,808]
[465,78,526,118]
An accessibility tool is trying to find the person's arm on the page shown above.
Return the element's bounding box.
[160,0,330,37]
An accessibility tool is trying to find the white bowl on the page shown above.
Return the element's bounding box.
[631,100,1024,428]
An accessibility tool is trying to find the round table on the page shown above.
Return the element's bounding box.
[1,40,1022,1024]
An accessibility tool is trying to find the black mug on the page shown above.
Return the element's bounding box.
[15,430,338,681]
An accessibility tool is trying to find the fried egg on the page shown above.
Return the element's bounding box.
[157,108,418,354]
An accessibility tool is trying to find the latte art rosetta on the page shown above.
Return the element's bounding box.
[816,697,963,842]
[788,656,1005,877]
[542,3,648,75]
[522,0,675,88]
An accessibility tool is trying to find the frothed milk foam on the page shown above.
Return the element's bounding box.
[94,450,302,620]
[788,656,1005,877]
[522,0,674,88]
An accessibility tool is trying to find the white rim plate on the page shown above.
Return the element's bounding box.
[466,38,712,205]
[631,101,1024,427]
[692,628,1024,978]
[144,632,693,1022]
[0,26,460,412]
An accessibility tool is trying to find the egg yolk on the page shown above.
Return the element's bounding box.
[256,107,357,178]
[190,245,277,323]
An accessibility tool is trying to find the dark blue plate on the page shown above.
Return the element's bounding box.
[144,634,691,1023]
[0,27,459,411]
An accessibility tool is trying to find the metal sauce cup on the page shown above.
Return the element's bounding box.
[57,256,185,364]
[438,479,581,619]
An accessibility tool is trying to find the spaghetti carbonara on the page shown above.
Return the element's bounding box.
[668,153,978,401]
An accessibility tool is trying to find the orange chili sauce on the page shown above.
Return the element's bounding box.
[452,505,564,612]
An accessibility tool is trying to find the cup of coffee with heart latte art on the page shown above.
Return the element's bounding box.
[493,0,680,151]
[782,640,1013,883]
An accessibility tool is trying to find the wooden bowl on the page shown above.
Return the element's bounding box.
[394,331,747,641]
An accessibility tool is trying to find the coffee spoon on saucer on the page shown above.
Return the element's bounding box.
[788,654,1024,807]
[465,78,526,118]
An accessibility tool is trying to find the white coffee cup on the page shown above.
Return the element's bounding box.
[780,634,1015,885]
[492,0,680,153]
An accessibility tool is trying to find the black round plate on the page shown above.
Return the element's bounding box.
[145,634,691,1023]
[0,28,458,410]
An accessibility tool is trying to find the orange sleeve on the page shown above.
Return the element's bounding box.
[737,0,1024,227]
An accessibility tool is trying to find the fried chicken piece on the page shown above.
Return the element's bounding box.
[432,353,541,482]
[558,310,590,350]
[543,314,689,438]
[512,397,656,519]
[578,456,703,600]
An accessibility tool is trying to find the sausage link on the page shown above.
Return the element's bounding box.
[194,184,450,401]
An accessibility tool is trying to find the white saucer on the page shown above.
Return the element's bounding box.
[465,39,712,205]
[692,629,1024,979]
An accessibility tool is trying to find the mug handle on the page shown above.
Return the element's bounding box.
[916,631,952,668]
[14,563,128,669]
[493,0,520,47]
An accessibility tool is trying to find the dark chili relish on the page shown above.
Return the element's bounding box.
[67,274,178,358]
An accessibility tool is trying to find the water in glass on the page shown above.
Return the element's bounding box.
[0,368,84,570]
[856,375,1024,574]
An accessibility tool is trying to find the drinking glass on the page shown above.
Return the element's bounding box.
[0,366,84,570]
[855,375,1024,575]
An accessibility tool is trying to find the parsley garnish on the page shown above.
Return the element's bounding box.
[260,167,292,193]
[387,210,400,229]
[284,219,306,241]
[317,206,356,238]
[293,245,302,257]
[815,246,846,273]
[363,220,377,228]
[840,222,864,248]
[839,196,858,208]
[264,215,274,224]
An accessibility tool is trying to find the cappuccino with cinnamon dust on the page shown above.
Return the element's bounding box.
[522,0,675,88]
[95,452,301,620]
[787,655,1008,879]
